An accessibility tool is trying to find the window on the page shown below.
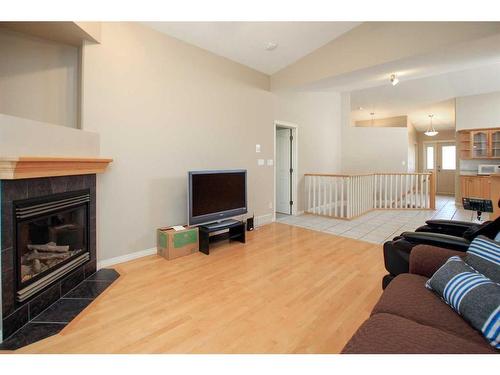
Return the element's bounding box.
[441,145,456,170]
[426,145,434,170]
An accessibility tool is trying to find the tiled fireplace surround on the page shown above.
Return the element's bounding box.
[0,174,97,342]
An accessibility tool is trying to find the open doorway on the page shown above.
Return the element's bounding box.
[274,121,298,218]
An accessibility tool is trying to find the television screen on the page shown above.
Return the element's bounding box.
[188,170,247,225]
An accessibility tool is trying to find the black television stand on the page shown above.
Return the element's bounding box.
[198,219,246,255]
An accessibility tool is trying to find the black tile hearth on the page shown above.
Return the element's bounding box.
[33,299,92,323]
[64,280,113,299]
[0,268,119,350]
[0,322,66,350]
[2,304,29,339]
[29,283,61,319]
[60,267,86,296]
[86,268,120,282]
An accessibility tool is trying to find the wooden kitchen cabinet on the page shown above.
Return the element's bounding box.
[458,127,500,159]
[460,176,491,200]
[471,131,489,158]
[491,130,500,158]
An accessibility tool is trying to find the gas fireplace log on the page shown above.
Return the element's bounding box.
[21,264,32,278]
[33,259,41,273]
[26,250,70,261]
[27,242,70,253]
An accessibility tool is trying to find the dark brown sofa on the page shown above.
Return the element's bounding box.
[342,245,497,354]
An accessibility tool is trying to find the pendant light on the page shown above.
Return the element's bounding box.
[424,114,438,137]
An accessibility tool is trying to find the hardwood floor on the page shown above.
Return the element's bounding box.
[12,223,385,353]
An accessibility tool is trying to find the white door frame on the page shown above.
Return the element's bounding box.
[273,120,299,220]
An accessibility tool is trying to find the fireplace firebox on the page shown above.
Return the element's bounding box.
[14,190,91,302]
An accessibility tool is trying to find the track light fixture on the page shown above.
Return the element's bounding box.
[390,74,399,86]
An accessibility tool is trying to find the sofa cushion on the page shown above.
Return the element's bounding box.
[426,256,500,349]
[341,313,496,354]
[372,274,488,345]
[465,235,500,283]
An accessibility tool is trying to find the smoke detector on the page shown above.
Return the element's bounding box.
[265,42,278,51]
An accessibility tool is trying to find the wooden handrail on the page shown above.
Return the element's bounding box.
[305,172,432,177]
[304,173,374,177]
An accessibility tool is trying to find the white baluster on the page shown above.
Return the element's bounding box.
[420,175,424,209]
[307,176,311,213]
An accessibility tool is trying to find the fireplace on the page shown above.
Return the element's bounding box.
[14,190,91,302]
[1,174,98,341]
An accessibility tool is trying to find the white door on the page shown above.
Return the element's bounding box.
[276,128,291,214]
[436,142,456,195]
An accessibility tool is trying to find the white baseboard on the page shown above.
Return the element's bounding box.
[255,213,274,227]
[98,215,276,269]
[97,247,156,269]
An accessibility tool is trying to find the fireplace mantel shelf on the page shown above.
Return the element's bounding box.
[0,156,113,180]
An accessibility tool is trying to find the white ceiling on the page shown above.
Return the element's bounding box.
[350,62,500,131]
[143,22,361,74]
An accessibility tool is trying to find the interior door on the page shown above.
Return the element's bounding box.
[436,142,456,195]
[276,128,291,214]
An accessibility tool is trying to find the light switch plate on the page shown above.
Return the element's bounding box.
[267,159,274,166]
[255,144,261,153]
[257,159,265,166]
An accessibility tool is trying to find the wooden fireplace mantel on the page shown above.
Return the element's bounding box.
[0,156,113,180]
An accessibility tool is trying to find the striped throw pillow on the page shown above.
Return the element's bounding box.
[426,256,500,349]
[465,236,500,283]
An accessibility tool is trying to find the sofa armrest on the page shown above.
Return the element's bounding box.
[400,231,470,251]
[424,219,475,229]
[409,245,465,278]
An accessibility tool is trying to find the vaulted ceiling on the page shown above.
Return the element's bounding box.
[143,22,361,74]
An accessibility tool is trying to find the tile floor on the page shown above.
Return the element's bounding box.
[276,196,489,244]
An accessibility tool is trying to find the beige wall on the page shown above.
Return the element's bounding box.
[273,91,342,212]
[340,94,409,173]
[81,23,274,261]
[456,91,500,130]
[0,113,99,156]
[407,122,417,172]
[0,28,79,128]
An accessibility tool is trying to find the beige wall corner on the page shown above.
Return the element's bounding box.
[74,22,101,43]
[273,91,342,212]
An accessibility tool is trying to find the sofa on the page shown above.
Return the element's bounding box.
[382,216,500,289]
[342,245,497,354]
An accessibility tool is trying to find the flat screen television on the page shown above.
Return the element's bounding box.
[188,170,247,226]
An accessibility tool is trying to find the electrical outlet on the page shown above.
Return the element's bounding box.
[255,144,261,153]
[257,159,265,166]
[267,159,273,166]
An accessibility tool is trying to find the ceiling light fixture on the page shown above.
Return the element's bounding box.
[424,114,439,137]
[265,42,278,51]
[390,74,399,86]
